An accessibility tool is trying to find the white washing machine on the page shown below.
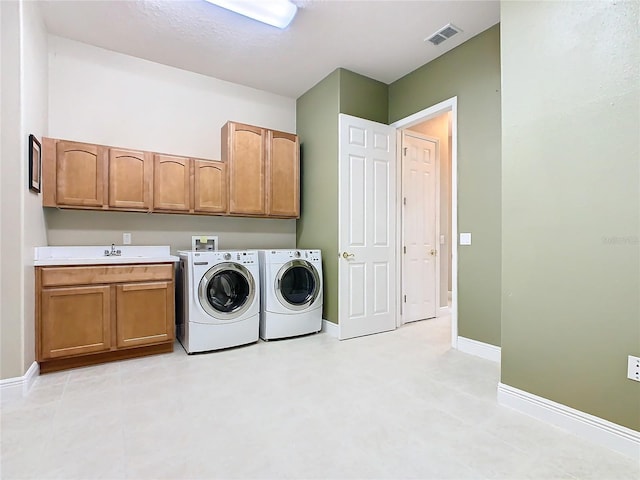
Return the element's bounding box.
[258,249,323,340]
[177,250,259,353]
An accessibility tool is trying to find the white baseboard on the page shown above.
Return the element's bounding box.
[456,336,501,362]
[0,362,39,405]
[322,319,339,338]
[498,382,640,459]
[439,306,451,316]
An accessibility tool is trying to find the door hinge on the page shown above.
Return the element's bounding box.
[403,147,408,156]
[403,197,406,206]
[403,246,406,254]
[404,295,407,303]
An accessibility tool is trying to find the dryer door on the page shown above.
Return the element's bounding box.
[198,262,255,321]
[275,260,321,311]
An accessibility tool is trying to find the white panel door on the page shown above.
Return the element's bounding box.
[402,132,438,323]
[338,114,396,340]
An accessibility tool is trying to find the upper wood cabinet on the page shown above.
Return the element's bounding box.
[43,124,298,218]
[44,139,151,211]
[223,122,266,215]
[267,130,299,217]
[222,121,299,218]
[109,148,152,210]
[153,154,191,212]
[194,160,227,213]
[152,156,227,214]
[53,140,107,207]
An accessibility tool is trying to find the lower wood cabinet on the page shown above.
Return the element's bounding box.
[40,285,112,359]
[36,263,175,373]
[116,281,174,348]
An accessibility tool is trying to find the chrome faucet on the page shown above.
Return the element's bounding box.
[104,244,122,256]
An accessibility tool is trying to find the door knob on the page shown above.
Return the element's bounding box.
[342,252,355,259]
[429,249,437,256]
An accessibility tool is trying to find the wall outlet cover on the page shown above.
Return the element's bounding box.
[123,233,132,245]
[460,233,472,245]
[628,355,640,382]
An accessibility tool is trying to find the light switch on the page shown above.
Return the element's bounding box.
[460,233,472,245]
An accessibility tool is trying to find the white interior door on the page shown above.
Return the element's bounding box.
[338,114,396,340]
[402,132,438,323]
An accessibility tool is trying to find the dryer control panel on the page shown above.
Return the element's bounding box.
[264,249,322,263]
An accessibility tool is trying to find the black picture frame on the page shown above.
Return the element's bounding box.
[29,134,41,193]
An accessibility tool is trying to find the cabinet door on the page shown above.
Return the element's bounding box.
[153,154,191,211]
[109,148,152,210]
[194,160,227,213]
[267,130,299,217]
[40,285,111,360]
[223,122,265,215]
[116,282,174,348]
[56,141,106,207]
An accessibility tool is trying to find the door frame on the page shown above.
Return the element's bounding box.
[400,131,441,325]
[390,96,458,348]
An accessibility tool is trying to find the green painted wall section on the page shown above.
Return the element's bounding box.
[296,68,389,324]
[296,69,341,323]
[501,2,640,430]
[339,69,388,124]
[389,25,502,346]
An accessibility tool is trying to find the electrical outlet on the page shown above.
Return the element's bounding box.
[123,233,132,245]
[628,355,640,382]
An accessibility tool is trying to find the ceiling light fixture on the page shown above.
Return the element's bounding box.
[204,0,298,29]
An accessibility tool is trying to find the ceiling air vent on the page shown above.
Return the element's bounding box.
[426,23,462,46]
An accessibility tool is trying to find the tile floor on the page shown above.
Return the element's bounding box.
[1,316,638,479]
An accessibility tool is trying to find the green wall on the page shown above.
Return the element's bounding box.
[388,25,502,346]
[339,69,388,124]
[296,70,341,323]
[296,68,388,323]
[501,2,640,430]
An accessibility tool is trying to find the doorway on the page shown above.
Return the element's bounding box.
[401,131,440,323]
[391,97,458,347]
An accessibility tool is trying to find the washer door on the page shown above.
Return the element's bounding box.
[275,260,320,311]
[198,262,255,321]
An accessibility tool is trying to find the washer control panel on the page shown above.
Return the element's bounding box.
[190,250,257,265]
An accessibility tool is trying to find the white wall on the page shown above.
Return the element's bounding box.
[46,36,298,252]
[0,0,49,379]
[48,36,296,158]
[1,0,24,379]
[21,0,49,375]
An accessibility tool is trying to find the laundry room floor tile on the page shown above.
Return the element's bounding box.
[1,315,638,480]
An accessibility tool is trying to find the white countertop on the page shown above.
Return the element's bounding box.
[34,246,179,266]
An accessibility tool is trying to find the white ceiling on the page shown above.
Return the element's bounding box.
[40,0,500,99]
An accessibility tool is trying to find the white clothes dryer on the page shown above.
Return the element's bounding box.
[177,250,259,353]
[258,249,323,340]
